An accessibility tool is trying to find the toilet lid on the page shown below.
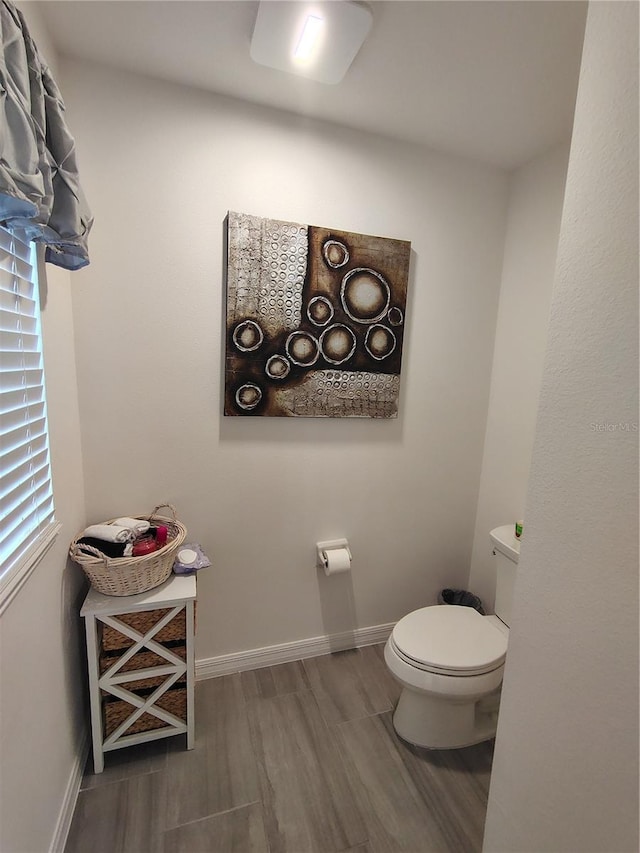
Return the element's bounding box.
[391,605,507,675]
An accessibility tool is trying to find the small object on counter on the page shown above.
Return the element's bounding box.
[82,523,133,543]
[173,543,211,575]
[77,537,134,559]
[178,548,197,565]
[155,525,168,547]
[515,520,523,539]
[132,536,160,557]
[113,517,150,536]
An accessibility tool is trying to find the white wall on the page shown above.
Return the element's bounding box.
[0,9,88,852]
[483,2,639,851]
[59,58,509,662]
[468,143,569,610]
[0,264,89,853]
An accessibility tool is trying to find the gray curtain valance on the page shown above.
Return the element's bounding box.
[0,1,92,270]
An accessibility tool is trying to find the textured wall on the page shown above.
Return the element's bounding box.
[484,2,639,851]
[60,57,509,661]
[0,263,88,853]
[468,143,569,611]
[0,8,89,853]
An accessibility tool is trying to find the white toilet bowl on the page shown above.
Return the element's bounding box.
[384,604,509,749]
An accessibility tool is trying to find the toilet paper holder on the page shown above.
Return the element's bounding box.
[316,539,352,571]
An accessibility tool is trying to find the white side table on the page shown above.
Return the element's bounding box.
[81,574,196,773]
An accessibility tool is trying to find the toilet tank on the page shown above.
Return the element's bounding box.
[489,525,520,628]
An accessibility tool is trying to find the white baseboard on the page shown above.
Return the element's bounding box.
[196,621,394,680]
[49,730,89,853]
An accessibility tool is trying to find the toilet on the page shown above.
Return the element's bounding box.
[384,525,520,749]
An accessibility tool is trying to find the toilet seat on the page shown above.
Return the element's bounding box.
[391,605,507,676]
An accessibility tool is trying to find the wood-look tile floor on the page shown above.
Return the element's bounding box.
[66,645,494,853]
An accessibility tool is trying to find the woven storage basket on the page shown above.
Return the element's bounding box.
[69,504,186,596]
[100,669,187,698]
[103,686,187,737]
[100,608,186,651]
[100,645,187,676]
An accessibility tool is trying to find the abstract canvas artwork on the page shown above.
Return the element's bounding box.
[224,212,411,418]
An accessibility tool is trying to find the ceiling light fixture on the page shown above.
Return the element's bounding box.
[293,15,324,63]
[250,1,373,85]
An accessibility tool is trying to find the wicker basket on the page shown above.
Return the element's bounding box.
[103,686,187,736]
[69,504,187,596]
[100,645,187,676]
[100,608,186,651]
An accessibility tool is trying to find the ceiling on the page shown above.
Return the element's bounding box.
[36,0,588,170]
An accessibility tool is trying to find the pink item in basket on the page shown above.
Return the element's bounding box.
[132,536,159,557]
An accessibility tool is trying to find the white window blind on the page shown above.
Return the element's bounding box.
[0,224,54,580]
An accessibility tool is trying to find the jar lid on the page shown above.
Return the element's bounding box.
[177,548,197,565]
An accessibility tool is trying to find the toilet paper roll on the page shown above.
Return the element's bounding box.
[323,548,351,576]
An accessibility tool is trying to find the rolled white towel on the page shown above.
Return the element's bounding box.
[113,517,150,536]
[82,524,133,543]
